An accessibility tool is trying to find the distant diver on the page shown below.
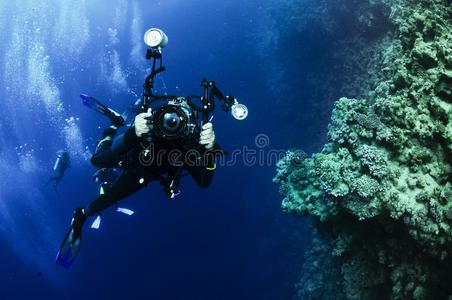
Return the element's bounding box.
[47,150,70,191]
[56,28,248,268]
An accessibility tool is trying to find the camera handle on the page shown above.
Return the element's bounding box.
[139,48,166,145]
[199,79,237,125]
[141,48,166,113]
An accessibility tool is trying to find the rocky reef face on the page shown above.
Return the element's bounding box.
[274,0,452,299]
[264,0,394,153]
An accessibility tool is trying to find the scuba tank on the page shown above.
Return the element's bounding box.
[53,157,61,171]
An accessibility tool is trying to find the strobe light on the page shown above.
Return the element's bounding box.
[144,28,168,49]
[231,102,248,120]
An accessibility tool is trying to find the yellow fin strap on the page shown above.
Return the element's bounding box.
[206,163,217,171]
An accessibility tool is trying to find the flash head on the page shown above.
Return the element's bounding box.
[231,103,248,120]
[144,28,168,49]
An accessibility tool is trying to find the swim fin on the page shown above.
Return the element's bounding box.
[80,94,109,114]
[80,94,124,127]
[55,208,86,269]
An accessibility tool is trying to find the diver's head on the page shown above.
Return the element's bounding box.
[168,97,189,108]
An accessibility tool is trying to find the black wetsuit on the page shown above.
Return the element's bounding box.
[85,126,218,216]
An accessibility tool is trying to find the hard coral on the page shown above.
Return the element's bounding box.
[275,0,452,298]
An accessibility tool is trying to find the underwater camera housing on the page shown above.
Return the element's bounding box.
[151,97,197,142]
[140,28,248,143]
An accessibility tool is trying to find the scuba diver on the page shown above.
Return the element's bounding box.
[47,150,70,191]
[56,28,248,268]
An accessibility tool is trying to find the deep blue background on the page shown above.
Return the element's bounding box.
[0,0,340,299]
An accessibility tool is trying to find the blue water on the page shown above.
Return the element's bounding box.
[0,0,335,299]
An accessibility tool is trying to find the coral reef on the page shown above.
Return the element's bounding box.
[274,0,452,298]
[265,0,394,153]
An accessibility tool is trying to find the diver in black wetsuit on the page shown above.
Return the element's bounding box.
[56,98,219,268]
[47,150,71,191]
[56,28,247,268]
[87,106,217,213]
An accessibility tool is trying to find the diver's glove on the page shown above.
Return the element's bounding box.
[199,122,215,150]
[134,108,153,138]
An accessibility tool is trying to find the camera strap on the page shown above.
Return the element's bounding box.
[160,166,185,199]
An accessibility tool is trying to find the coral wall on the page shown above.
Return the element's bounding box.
[274,0,452,298]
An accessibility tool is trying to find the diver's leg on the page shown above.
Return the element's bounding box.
[47,176,61,192]
[47,176,58,184]
[90,126,120,168]
[85,171,145,216]
[186,163,215,188]
[56,171,146,268]
[53,175,63,189]
[48,166,65,187]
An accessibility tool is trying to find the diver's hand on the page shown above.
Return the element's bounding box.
[134,108,152,138]
[199,122,215,150]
